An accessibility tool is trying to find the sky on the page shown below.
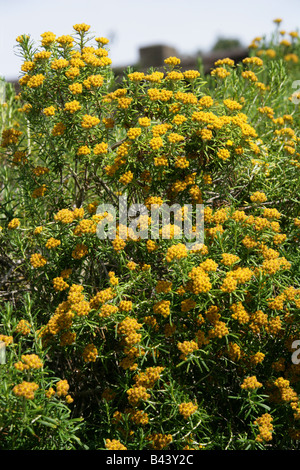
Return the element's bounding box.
[1,0,300,81]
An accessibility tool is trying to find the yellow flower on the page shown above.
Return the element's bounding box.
[127,127,142,139]
[128,71,145,81]
[164,56,181,66]
[53,277,69,292]
[183,70,200,79]
[211,67,230,79]
[119,171,134,185]
[242,70,258,82]
[138,117,151,127]
[69,83,83,94]
[82,343,98,362]
[150,136,164,150]
[73,23,90,33]
[13,381,39,400]
[30,253,47,268]
[27,74,45,88]
[77,145,90,156]
[52,122,66,136]
[217,148,230,161]
[153,300,170,318]
[166,71,184,81]
[105,439,127,450]
[72,243,88,259]
[241,376,262,390]
[45,237,61,249]
[43,106,55,116]
[21,61,35,72]
[40,31,56,46]
[81,114,100,128]
[165,243,188,262]
[15,320,31,336]
[223,98,243,111]
[250,191,267,203]
[51,58,69,70]
[8,218,20,230]
[57,35,74,46]
[83,74,104,88]
[64,100,81,113]
[95,37,109,45]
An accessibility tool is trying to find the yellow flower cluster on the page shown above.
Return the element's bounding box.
[99,303,118,318]
[0,334,13,345]
[43,105,55,116]
[128,71,145,81]
[52,122,66,136]
[178,401,198,419]
[181,298,196,313]
[148,433,173,450]
[177,340,199,360]
[31,184,47,198]
[54,209,74,224]
[127,127,142,139]
[164,56,181,66]
[118,317,143,348]
[165,243,188,262]
[217,148,231,161]
[45,237,61,249]
[13,381,39,399]
[119,171,134,185]
[184,70,200,79]
[230,302,250,324]
[188,266,212,293]
[254,414,273,442]
[129,409,149,425]
[82,343,98,362]
[51,58,69,70]
[81,114,100,128]
[73,23,90,33]
[221,253,240,266]
[153,300,170,318]
[211,67,230,79]
[27,74,45,88]
[64,100,81,113]
[30,253,47,268]
[119,300,132,312]
[1,128,22,147]
[8,218,20,229]
[105,439,127,450]
[70,241,87,259]
[83,74,104,88]
[126,385,150,406]
[15,319,31,336]
[156,280,172,293]
[14,354,43,371]
[56,379,70,397]
[250,352,265,365]
[134,366,164,388]
[208,320,229,339]
[273,377,298,403]
[223,99,243,111]
[240,376,262,390]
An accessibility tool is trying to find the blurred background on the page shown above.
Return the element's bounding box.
[1,0,300,83]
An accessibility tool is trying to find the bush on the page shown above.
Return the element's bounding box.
[0,19,299,450]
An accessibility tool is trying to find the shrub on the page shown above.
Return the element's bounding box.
[0,19,299,450]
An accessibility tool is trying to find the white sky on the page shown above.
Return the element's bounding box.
[1,0,300,81]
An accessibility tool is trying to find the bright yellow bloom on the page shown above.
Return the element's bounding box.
[73,23,90,33]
